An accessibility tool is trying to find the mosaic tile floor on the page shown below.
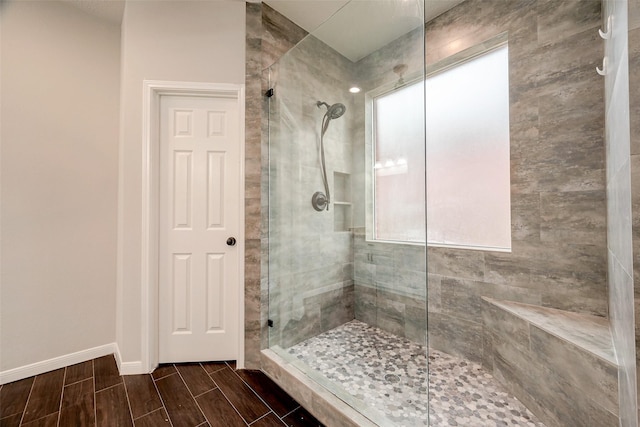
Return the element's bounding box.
[287,320,546,427]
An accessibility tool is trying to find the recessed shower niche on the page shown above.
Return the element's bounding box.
[333,172,351,232]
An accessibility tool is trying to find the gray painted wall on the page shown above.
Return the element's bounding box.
[1,0,120,371]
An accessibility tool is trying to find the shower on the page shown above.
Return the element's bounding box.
[312,100,346,211]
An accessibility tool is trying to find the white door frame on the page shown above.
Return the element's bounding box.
[141,80,245,373]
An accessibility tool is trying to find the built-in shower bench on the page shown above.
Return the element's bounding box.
[482,297,619,427]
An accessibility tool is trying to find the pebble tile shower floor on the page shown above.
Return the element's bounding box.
[287,320,546,427]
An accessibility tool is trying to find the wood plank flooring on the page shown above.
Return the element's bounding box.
[0,355,324,427]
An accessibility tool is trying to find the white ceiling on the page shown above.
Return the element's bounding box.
[64,0,125,25]
[64,0,465,62]
[265,0,466,62]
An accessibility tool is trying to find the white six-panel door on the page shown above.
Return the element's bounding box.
[159,94,240,363]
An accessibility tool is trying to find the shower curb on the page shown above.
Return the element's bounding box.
[261,349,380,427]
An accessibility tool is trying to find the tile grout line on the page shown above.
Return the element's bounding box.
[205,366,253,426]
[247,410,277,426]
[192,385,220,400]
[151,366,178,382]
[151,373,175,381]
[190,363,223,399]
[54,367,67,427]
[94,382,125,394]
[13,369,67,427]
[151,365,176,427]
[173,364,209,425]
[227,365,284,421]
[64,376,93,388]
[132,407,165,422]
[202,363,227,376]
[92,360,97,427]
[120,372,136,426]
[279,405,302,421]
[18,373,37,426]
[6,359,314,427]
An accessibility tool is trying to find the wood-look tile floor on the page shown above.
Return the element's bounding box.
[0,355,324,427]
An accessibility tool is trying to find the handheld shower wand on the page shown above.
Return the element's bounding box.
[312,101,346,211]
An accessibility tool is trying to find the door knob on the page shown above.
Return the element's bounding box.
[226,237,237,246]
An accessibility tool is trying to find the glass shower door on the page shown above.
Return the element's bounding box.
[265,1,428,425]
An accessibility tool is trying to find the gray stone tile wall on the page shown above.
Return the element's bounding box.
[347,0,610,364]
[245,1,263,369]
[246,1,640,424]
[261,5,307,71]
[421,0,608,363]
[352,229,427,344]
[245,3,308,367]
[251,1,430,355]
[249,1,618,398]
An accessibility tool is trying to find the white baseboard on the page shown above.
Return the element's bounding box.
[0,343,118,385]
[111,341,146,375]
[119,361,144,375]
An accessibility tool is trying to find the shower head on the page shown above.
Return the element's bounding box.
[317,101,346,120]
[327,103,346,119]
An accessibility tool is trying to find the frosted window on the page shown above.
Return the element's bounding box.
[374,81,426,242]
[373,45,511,250]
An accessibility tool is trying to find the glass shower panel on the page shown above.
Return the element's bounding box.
[266,37,355,351]
[425,44,511,250]
[267,1,427,425]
